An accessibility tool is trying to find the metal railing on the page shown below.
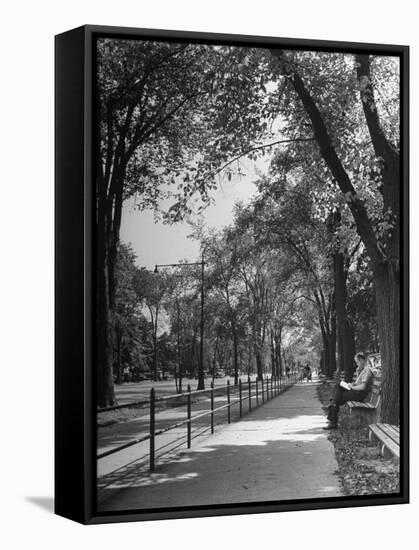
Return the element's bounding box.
[97,372,297,472]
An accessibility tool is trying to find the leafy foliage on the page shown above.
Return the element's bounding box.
[96,40,400,420]
[317,382,399,496]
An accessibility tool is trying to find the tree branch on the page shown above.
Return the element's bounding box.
[269,48,381,265]
[355,55,398,160]
[211,137,315,179]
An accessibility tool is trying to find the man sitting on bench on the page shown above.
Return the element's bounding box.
[324,352,373,429]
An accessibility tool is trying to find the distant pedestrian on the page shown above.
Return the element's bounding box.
[304,364,312,382]
[299,366,305,382]
[123,366,130,383]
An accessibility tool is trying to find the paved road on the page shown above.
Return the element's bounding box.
[98,379,341,511]
[112,375,257,405]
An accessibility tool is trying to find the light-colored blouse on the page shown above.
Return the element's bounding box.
[354,365,373,387]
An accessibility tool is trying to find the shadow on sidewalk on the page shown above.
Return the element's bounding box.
[98,391,339,511]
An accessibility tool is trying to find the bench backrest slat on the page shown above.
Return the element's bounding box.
[365,370,382,406]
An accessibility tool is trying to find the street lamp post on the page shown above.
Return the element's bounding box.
[199,258,205,391]
[154,257,206,390]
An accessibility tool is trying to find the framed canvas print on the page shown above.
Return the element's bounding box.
[55,25,409,524]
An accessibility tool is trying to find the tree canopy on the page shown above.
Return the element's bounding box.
[95,38,401,423]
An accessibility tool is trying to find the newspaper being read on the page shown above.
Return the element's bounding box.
[339,381,351,391]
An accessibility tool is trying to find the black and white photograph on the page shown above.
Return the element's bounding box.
[94,31,407,515]
[4,0,419,544]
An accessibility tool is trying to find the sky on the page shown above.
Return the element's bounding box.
[120,157,267,269]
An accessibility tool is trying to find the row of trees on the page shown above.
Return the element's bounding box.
[111,238,311,393]
[96,39,401,423]
[112,177,378,397]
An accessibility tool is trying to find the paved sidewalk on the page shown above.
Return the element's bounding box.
[97,380,286,478]
[98,381,341,511]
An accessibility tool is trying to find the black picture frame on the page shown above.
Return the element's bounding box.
[55,24,409,525]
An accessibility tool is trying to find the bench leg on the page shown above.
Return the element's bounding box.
[350,410,372,427]
[370,430,397,460]
[381,444,394,459]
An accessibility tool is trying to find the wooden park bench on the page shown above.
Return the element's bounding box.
[346,369,382,425]
[368,423,400,460]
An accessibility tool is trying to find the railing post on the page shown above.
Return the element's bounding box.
[227,379,231,424]
[256,378,259,406]
[187,384,191,448]
[239,378,242,417]
[211,381,214,434]
[248,376,252,411]
[150,388,155,471]
[261,377,264,403]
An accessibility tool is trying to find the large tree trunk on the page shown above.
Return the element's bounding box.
[96,153,124,406]
[345,323,356,382]
[211,335,219,383]
[320,326,337,379]
[316,291,336,378]
[255,350,263,381]
[269,51,401,425]
[96,213,116,408]
[247,339,253,375]
[337,334,344,374]
[333,248,345,376]
[334,250,356,381]
[276,327,283,376]
[321,335,331,377]
[329,303,337,375]
[270,331,276,377]
[115,323,123,385]
[96,269,115,406]
[355,55,400,424]
[374,262,400,423]
[320,349,325,374]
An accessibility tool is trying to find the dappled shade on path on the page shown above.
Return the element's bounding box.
[98,381,341,511]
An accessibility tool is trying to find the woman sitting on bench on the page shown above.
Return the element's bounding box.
[324,352,373,429]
